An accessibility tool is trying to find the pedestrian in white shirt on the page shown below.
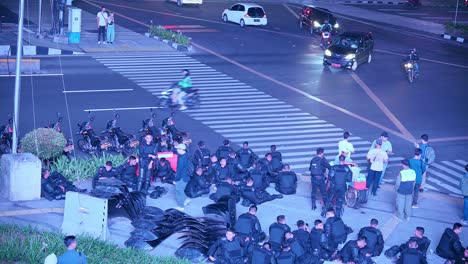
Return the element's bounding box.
[366,139,388,196]
[338,131,355,158]
[96,6,108,44]
[370,132,392,186]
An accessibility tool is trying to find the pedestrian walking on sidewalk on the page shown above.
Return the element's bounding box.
[409,148,426,208]
[106,12,115,44]
[459,164,468,225]
[96,6,108,44]
[415,134,435,192]
[395,159,416,222]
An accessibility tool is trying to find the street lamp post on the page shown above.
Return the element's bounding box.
[455,0,460,24]
[38,0,42,35]
[12,0,25,154]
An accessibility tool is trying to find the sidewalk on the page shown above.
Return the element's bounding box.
[0,0,173,54]
[0,176,465,263]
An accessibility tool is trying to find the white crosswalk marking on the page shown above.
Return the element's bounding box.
[93,53,463,197]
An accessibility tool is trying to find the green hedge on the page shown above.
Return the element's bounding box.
[148,25,192,46]
[51,153,127,182]
[0,224,188,264]
[444,22,468,37]
[20,128,66,160]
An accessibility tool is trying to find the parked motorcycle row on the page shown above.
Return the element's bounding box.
[0,109,191,158]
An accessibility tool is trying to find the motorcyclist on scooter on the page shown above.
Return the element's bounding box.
[320,19,332,33]
[172,69,192,111]
[406,48,420,75]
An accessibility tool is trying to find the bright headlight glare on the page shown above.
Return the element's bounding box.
[334,23,339,28]
[406,63,413,68]
[313,21,321,27]
[325,49,332,56]
[345,54,355,59]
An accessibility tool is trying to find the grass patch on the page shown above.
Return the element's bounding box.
[444,21,468,37]
[50,153,128,182]
[0,224,189,264]
[148,25,192,46]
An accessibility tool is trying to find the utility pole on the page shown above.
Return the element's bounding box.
[455,0,460,24]
[38,0,42,35]
[12,0,25,154]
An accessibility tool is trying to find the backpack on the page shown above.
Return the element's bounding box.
[309,156,324,175]
[424,146,435,164]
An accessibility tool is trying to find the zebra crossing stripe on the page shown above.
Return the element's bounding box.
[92,53,462,197]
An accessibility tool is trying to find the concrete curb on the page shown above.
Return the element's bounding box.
[0,45,84,56]
[441,33,466,43]
[144,33,193,52]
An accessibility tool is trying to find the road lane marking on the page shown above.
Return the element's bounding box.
[0,73,64,77]
[397,12,429,15]
[0,208,64,216]
[350,72,415,141]
[84,106,159,112]
[283,3,299,19]
[430,136,468,142]
[63,89,133,93]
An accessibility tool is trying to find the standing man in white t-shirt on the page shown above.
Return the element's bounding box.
[370,132,393,186]
[366,139,388,196]
[338,131,355,158]
[96,6,108,44]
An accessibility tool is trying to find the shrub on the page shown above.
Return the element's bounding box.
[444,22,468,37]
[0,224,189,264]
[148,25,192,46]
[51,153,127,182]
[20,128,66,160]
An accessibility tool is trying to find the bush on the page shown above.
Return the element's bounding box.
[148,25,192,46]
[0,224,189,264]
[51,153,127,182]
[20,128,66,160]
[444,22,468,37]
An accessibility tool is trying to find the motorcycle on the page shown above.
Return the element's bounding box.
[161,114,192,146]
[46,113,74,159]
[76,113,111,155]
[102,113,139,156]
[403,60,417,83]
[320,30,332,49]
[0,118,13,155]
[158,83,200,109]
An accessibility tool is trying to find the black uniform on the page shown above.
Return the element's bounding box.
[185,172,210,198]
[41,172,82,200]
[310,227,334,259]
[235,212,266,242]
[93,166,119,188]
[117,161,138,188]
[398,248,428,264]
[209,181,239,202]
[237,148,257,169]
[227,157,245,181]
[138,141,157,192]
[308,156,331,210]
[258,158,276,183]
[324,216,352,250]
[276,171,297,195]
[269,223,291,252]
[208,236,247,264]
[271,151,283,173]
[340,240,371,264]
[240,185,281,206]
[358,226,384,257]
[249,245,274,264]
[154,160,175,184]
[328,164,352,217]
[214,163,231,183]
[286,237,309,263]
[193,147,211,168]
[436,228,464,262]
[275,250,296,264]
[216,145,234,160]
[400,236,431,257]
[293,229,311,254]
[249,167,269,191]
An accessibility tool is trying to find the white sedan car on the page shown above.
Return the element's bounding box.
[222,3,267,27]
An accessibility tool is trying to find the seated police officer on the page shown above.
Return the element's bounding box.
[293,220,311,254]
[41,169,86,200]
[358,218,384,257]
[235,205,266,243]
[275,242,296,264]
[236,141,258,170]
[340,236,373,264]
[398,239,428,264]
[214,157,231,184]
[285,231,311,263]
[185,167,210,198]
[258,153,276,181]
[275,164,297,195]
[209,177,239,202]
[325,209,353,250]
[227,151,246,182]
[216,139,234,160]
[240,177,283,207]
[249,163,270,191]
[154,157,175,184]
[208,228,249,264]
[399,227,431,259]
[116,156,138,188]
[328,155,353,217]
[270,144,283,173]
[269,215,291,252]
[93,161,119,188]
[249,242,275,264]
[193,141,211,169]
[310,219,335,260]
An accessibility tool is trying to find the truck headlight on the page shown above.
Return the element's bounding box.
[325,49,332,56]
[345,54,355,60]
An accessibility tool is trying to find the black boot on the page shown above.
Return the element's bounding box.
[311,200,317,210]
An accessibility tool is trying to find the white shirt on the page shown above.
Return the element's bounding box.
[97,12,108,26]
[338,139,354,157]
[367,148,388,172]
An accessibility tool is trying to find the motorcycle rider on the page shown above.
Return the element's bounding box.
[116,156,138,188]
[320,19,333,47]
[328,155,353,217]
[406,48,420,75]
[138,134,158,194]
[172,69,192,111]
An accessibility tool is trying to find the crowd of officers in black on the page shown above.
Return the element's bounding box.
[207,204,440,264]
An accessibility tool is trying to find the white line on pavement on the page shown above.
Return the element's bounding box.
[209,119,326,129]
[199,101,283,108]
[215,123,335,133]
[427,170,461,194]
[83,106,159,112]
[225,132,343,142]
[189,104,294,113]
[202,115,316,125]
[247,137,361,147]
[441,161,466,173]
[63,89,133,93]
[431,163,463,179]
[223,127,343,138]
[0,73,64,77]
[190,108,301,117]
